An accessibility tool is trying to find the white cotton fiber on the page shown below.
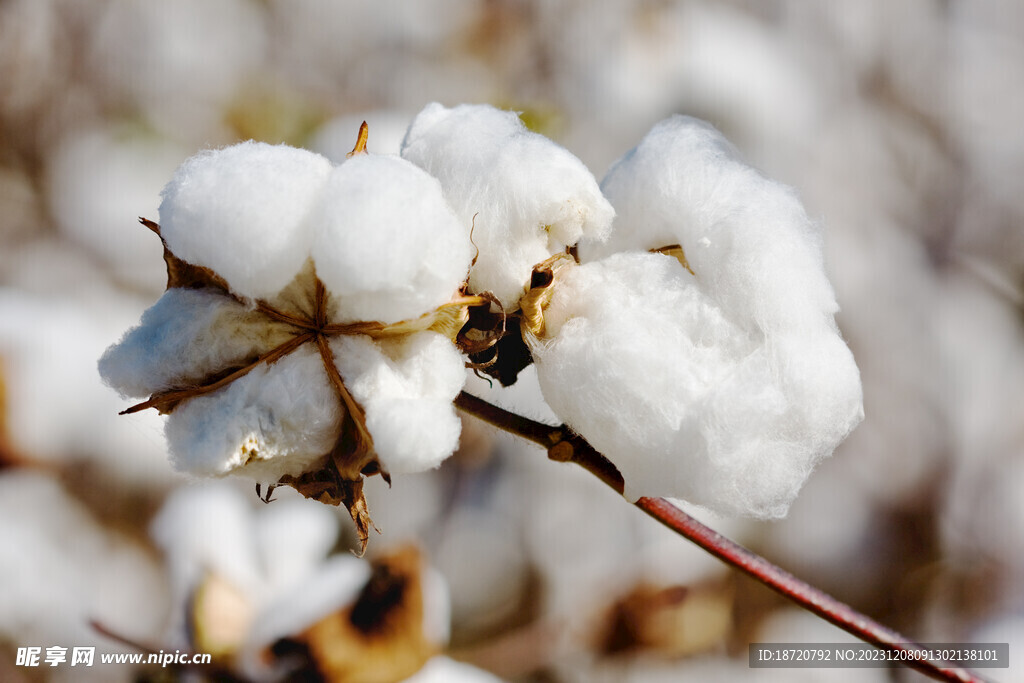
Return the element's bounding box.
[99,288,296,398]
[159,141,332,300]
[582,115,837,331]
[401,102,614,308]
[332,331,466,475]
[531,250,862,517]
[151,482,264,606]
[165,344,341,480]
[311,154,472,323]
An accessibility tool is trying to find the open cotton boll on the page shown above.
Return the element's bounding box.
[332,331,466,475]
[165,344,341,480]
[582,115,837,331]
[311,154,472,324]
[99,288,296,399]
[531,252,862,517]
[158,141,332,300]
[401,102,614,307]
[239,554,372,677]
[151,482,265,644]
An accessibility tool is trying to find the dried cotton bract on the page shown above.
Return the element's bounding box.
[530,117,864,517]
[99,131,477,549]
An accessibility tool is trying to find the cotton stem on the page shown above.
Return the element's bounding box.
[453,391,989,683]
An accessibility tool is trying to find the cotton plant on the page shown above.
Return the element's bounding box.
[100,102,861,545]
[148,482,498,683]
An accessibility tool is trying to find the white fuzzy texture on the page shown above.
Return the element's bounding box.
[0,472,166,682]
[333,331,466,475]
[159,141,332,300]
[165,344,340,480]
[98,288,294,398]
[311,154,471,323]
[533,117,862,516]
[0,289,174,486]
[401,102,614,308]
[101,139,475,481]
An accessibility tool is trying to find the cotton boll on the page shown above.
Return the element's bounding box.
[311,154,472,324]
[532,251,861,517]
[159,141,332,300]
[150,482,263,648]
[240,554,371,674]
[165,343,340,480]
[401,102,614,308]
[99,288,296,399]
[331,332,466,475]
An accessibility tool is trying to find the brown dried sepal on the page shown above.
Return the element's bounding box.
[270,546,437,683]
[140,218,232,294]
[651,243,695,276]
[518,251,575,338]
[276,419,383,557]
[124,221,494,553]
[347,121,369,158]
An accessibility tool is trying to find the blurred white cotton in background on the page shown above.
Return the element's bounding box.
[87,0,266,140]
[0,472,167,683]
[46,125,189,293]
[0,289,174,486]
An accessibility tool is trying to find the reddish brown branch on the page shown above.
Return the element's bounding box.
[454,391,988,683]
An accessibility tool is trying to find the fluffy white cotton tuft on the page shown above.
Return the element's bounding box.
[311,153,472,323]
[159,141,331,300]
[533,115,862,516]
[332,331,466,475]
[165,344,341,480]
[401,102,614,308]
[98,288,295,398]
[531,252,861,517]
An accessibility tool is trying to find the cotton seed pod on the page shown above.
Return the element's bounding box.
[528,117,863,518]
[100,129,480,552]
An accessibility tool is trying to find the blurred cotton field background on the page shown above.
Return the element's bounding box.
[0,1,1022,681]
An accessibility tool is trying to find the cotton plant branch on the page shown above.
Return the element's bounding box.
[453,391,988,683]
